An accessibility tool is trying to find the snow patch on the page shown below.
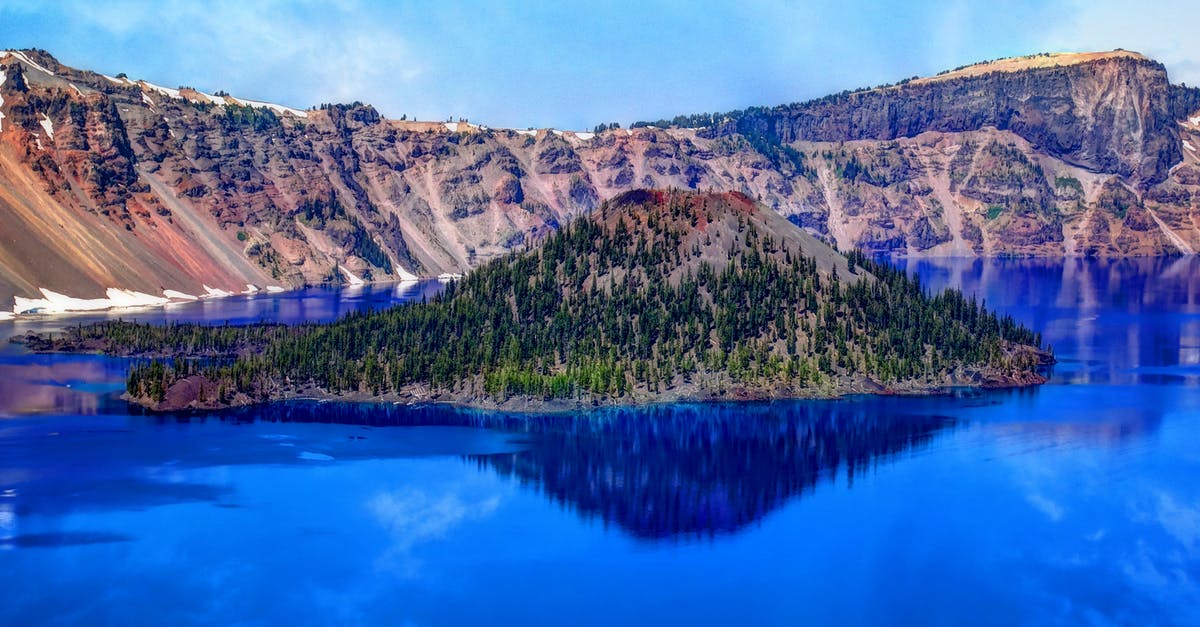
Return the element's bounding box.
[194,90,224,105]
[244,284,259,293]
[232,97,308,118]
[573,132,595,140]
[201,285,234,298]
[105,288,168,308]
[70,83,83,96]
[12,287,163,314]
[396,265,419,282]
[437,272,463,282]
[265,286,286,293]
[6,50,54,76]
[15,289,106,314]
[1191,116,1200,127]
[444,122,459,132]
[8,284,294,316]
[139,81,180,99]
[515,129,537,137]
[142,92,155,107]
[38,114,53,140]
[34,136,43,151]
[339,265,365,286]
[163,290,198,301]
[1185,140,1196,153]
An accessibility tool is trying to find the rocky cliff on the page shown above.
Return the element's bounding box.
[1,48,1199,312]
[714,51,1181,186]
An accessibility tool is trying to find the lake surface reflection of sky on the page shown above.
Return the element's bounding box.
[1,259,1199,625]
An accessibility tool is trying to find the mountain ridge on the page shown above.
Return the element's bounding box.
[1,47,1199,314]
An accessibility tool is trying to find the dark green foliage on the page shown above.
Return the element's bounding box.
[222,104,280,131]
[1054,176,1084,199]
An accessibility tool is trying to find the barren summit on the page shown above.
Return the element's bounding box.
[908,50,1151,85]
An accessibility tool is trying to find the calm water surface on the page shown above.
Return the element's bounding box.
[1,261,1198,626]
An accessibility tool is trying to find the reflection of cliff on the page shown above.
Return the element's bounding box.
[468,403,955,539]
[0,357,116,416]
[901,256,1200,386]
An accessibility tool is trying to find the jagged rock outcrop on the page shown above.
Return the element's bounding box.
[1,48,1199,311]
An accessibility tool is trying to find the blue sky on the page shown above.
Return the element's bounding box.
[1,1,1197,130]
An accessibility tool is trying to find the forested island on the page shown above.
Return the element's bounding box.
[21,190,1052,412]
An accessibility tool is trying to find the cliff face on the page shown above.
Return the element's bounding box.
[725,51,1181,187]
[1,48,1199,311]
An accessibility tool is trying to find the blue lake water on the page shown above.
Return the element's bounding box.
[1,261,1199,625]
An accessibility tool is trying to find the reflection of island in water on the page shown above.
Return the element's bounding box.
[468,402,956,540]
[210,400,956,540]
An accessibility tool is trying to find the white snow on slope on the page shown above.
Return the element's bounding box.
[515,129,537,137]
[12,287,166,314]
[163,290,198,301]
[70,83,83,96]
[105,288,168,308]
[5,50,55,76]
[6,285,305,316]
[339,265,366,286]
[573,132,595,140]
[39,114,53,140]
[0,69,6,132]
[397,265,419,282]
[1185,141,1196,153]
[244,284,259,293]
[139,81,180,99]
[142,92,155,107]
[231,97,308,118]
[193,90,224,105]
[202,285,235,298]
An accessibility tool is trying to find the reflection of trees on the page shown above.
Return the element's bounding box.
[469,403,955,540]
[210,400,954,539]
